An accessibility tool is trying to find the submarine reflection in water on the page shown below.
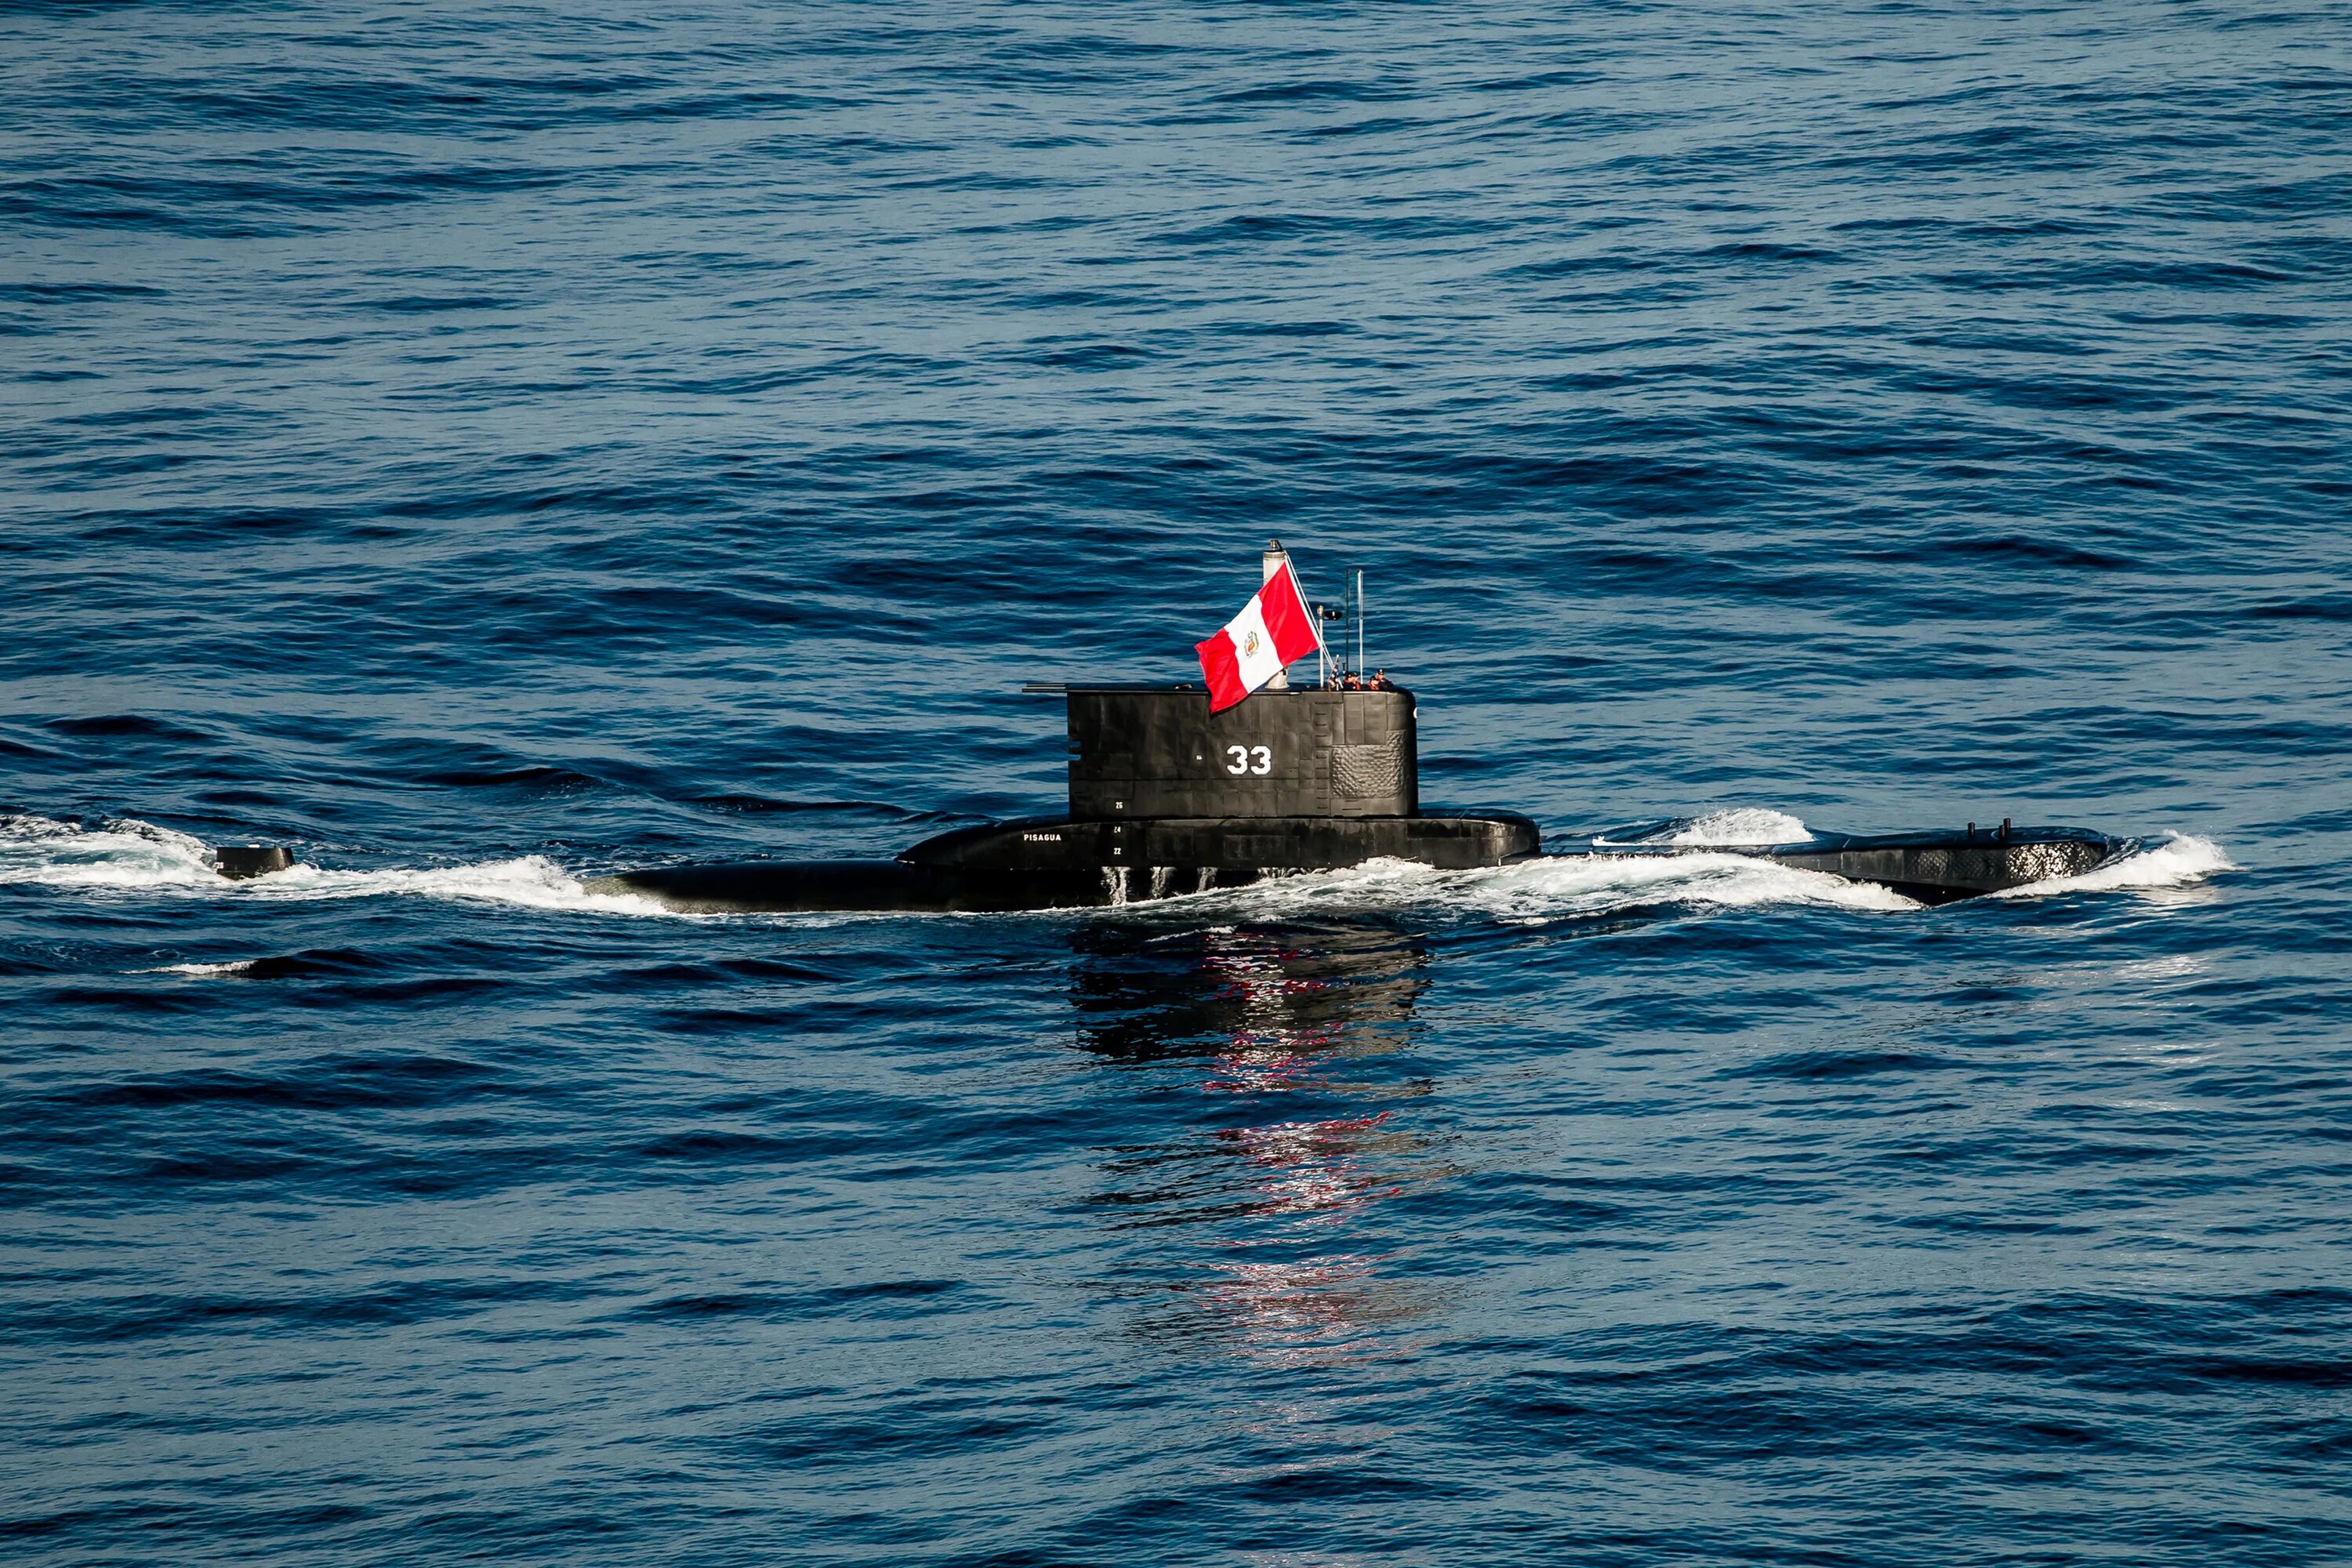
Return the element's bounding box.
[1073,919,1456,1362]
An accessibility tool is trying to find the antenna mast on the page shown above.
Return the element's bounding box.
[1353,567,1365,679]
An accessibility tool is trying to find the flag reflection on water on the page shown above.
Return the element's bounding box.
[1071,920,1456,1362]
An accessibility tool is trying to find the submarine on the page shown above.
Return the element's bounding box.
[590,684,2118,913]
[587,548,2126,914]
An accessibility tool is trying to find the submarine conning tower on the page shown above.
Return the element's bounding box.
[1065,684,1418,818]
[891,682,1540,898]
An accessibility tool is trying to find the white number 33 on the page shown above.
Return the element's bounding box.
[1225,745,1272,776]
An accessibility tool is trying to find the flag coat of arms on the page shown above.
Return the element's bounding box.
[1195,561,1320,711]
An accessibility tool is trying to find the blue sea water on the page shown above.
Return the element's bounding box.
[3,0,2349,1561]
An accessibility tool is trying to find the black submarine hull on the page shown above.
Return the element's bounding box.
[587,817,2122,914]
[589,812,1543,913]
[588,858,1103,915]
[1548,824,2120,907]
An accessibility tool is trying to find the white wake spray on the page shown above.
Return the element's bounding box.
[0,815,673,917]
[1668,808,1813,847]
[238,858,675,916]
[0,813,220,888]
[1172,847,1919,924]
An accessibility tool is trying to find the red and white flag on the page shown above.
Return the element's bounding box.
[1195,561,1320,712]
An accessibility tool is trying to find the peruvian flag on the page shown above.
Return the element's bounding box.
[1195,561,1321,712]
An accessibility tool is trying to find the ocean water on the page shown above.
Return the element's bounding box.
[3,1,2348,1561]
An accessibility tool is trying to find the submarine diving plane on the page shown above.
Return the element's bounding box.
[569,544,2125,913]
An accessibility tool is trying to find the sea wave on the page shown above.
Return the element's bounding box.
[0,812,218,887]
[1668,808,1813,847]
[0,815,671,917]
[1164,848,1921,923]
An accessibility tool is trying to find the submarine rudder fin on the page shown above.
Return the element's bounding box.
[214,846,294,880]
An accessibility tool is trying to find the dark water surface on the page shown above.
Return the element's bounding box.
[4,2,2349,1562]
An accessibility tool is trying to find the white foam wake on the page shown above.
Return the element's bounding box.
[1668,808,1813,847]
[1995,833,2235,899]
[0,812,220,887]
[238,858,674,916]
[1183,850,1918,924]
[0,815,673,917]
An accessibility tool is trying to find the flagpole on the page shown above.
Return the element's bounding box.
[1265,539,1335,690]
[1260,541,1291,691]
[1295,563,1334,687]
[1311,564,1335,686]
